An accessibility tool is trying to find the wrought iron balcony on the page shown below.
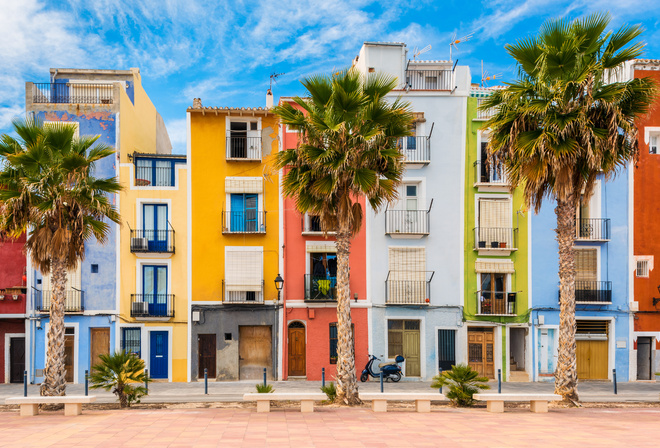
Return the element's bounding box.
[130,294,175,318]
[385,271,435,304]
[36,289,84,313]
[222,210,266,234]
[305,274,337,302]
[405,69,452,90]
[562,281,612,304]
[474,227,517,250]
[222,280,265,304]
[473,160,508,185]
[385,207,431,235]
[31,83,114,104]
[130,229,175,253]
[226,136,262,160]
[397,136,430,164]
[576,218,610,241]
[476,291,517,315]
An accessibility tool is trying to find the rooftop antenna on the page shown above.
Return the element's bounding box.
[449,31,474,62]
[412,45,432,61]
[480,60,502,87]
[269,72,285,90]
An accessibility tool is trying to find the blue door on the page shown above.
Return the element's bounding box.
[143,265,167,316]
[230,194,258,232]
[144,204,168,251]
[149,331,168,379]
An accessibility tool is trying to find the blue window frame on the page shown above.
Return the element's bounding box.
[230,193,258,232]
[142,265,168,317]
[121,328,141,358]
[143,204,168,251]
[135,158,184,187]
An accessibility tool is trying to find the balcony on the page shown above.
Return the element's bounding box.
[36,289,84,313]
[475,98,496,120]
[474,227,517,254]
[32,83,114,104]
[134,165,175,187]
[405,69,452,90]
[397,136,430,166]
[226,136,262,161]
[385,271,435,305]
[223,281,265,304]
[576,218,610,241]
[565,281,612,304]
[477,291,517,315]
[302,214,336,235]
[385,207,431,238]
[305,274,337,302]
[222,211,266,234]
[130,229,175,254]
[473,160,509,191]
[130,294,175,318]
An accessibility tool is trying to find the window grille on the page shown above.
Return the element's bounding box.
[121,328,141,358]
[636,257,653,277]
[329,323,353,364]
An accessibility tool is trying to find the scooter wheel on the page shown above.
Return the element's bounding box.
[360,372,369,382]
[391,372,402,382]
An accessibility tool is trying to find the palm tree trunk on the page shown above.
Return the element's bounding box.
[334,226,360,405]
[554,198,579,403]
[40,257,68,397]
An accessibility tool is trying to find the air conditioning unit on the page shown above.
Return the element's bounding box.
[132,301,149,315]
[131,237,149,251]
[12,295,19,301]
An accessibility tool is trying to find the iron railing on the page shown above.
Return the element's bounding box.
[474,227,517,250]
[563,281,613,304]
[385,209,430,235]
[474,160,508,185]
[477,291,517,315]
[32,83,114,104]
[222,280,265,304]
[130,229,175,253]
[36,289,84,313]
[134,165,175,187]
[305,274,337,301]
[576,218,610,241]
[397,136,430,163]
[302,214,336,233]
[130,294,175,318]
[222,211,266,233]
[405,69,452,90]
[385,271,434,304]
[476,98,496,119]
[226,136,262,160]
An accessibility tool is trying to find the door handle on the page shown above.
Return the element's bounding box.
[156,355,163,358]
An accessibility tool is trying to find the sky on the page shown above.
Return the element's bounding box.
[1,0,660,154]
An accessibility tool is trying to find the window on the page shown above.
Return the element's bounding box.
[329,322,354,364]
[650,135,658,154]
[227,120,261,159]
[143,204,169,250]
[309,252,337,300]
[479,138,503,183]
[135,158,182,187]
[41,264,82,311]
[230,194,258,232]
[142,265,168,316]
[479,273,514,314]
[575,248,598,282]
[225,247,263,302]
[437,330,456,372]
[91,264,98,273]
[121,328,141,357]
[477,198,512,248]
[635,256,653,278]
[387,247,427,304]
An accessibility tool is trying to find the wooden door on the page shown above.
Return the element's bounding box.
[198,334,216,379]
[9,337,25,383]
[239,326,272,380]
[64,335,75,383]
[468,329,494,379]
[288,323,306,377]
[576,340,608,380]
[90,328,110,370]
[403,322,421,377]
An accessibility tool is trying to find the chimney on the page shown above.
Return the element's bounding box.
[192,98,202,109]
[266,89,273,109]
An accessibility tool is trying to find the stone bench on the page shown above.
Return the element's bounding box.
[5,396,97,417]
[359,392,447,413]
[243,393,327,413]
[473,393,562,413]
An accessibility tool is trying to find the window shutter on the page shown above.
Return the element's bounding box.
[306,244,337,253]
[388,247,426,303]
[479,199,511,228]
[225,177,263,194]
[475,259,515,274]
[225,248,263,291]
[42,265,82,290]
[575,248,598,282]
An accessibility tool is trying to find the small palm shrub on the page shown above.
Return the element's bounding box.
[90,351,150,408]
[256,383,274,393]
[320,382,337,402]
[431,364,489,407]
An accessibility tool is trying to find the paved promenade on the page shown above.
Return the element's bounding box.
[0,406,658,447]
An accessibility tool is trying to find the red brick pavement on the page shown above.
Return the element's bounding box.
[0,406,657,447]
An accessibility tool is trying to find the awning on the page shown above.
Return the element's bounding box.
[475,259,515,274]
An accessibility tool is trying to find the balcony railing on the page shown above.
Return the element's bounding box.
[474,160,508,185]
[130,229,175,253]
[576,218,610,241]
[223,280,265,304]
[32,83,114,104]
[405,69,452,90]
[302,215,336,234]
[305,274,337,301]
[226,136,262,160]
[385,271,434,304]
[135,165,175,187]
[385,208,430,235]
[563,281,613,304]
[474,227,517,250]
[130,294,175,318]
[36,289,84,313]
[222,211,266,234]
[397,136,430,163]
[476,98,496,120]
[477,291,517,315]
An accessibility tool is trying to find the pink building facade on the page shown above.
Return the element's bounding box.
[0,235,27,383]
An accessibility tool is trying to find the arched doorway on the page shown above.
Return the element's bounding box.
[288,321,306,377]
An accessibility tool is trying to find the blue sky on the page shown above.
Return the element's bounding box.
[2,0,660,153]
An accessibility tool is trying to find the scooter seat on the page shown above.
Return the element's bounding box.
[378,361,396,368]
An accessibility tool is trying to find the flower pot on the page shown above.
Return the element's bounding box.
[491,241,499,248]
[499,242,507,248]
[478,241,486,248]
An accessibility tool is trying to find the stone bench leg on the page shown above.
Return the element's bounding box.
[372,399,388,413]
[65,403,82,416]
[486,401,504,413]
[300,400,314,413]
[415,399,431,413]
[530,400,548,413]
[256,400,271,413]
[20,404,39,417]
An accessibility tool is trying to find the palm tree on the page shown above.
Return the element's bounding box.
[0,119,122,397]
[273,69,413,404]
[481,13,656,402]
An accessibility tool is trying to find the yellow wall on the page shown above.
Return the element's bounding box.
[118,72,159,162]
[190,111,280,303]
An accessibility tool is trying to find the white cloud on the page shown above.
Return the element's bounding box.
[166,118,187,154]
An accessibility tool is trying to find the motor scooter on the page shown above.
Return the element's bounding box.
[360,354,404,382]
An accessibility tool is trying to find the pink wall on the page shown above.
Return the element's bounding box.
[0,320,26,383]
[0,236,27,315]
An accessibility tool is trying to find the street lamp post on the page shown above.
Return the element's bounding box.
[275,274,284,302]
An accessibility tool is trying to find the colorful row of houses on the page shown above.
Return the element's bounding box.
[1,42,659,385]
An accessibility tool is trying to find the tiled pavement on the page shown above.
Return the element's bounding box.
[0,406,658,447]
